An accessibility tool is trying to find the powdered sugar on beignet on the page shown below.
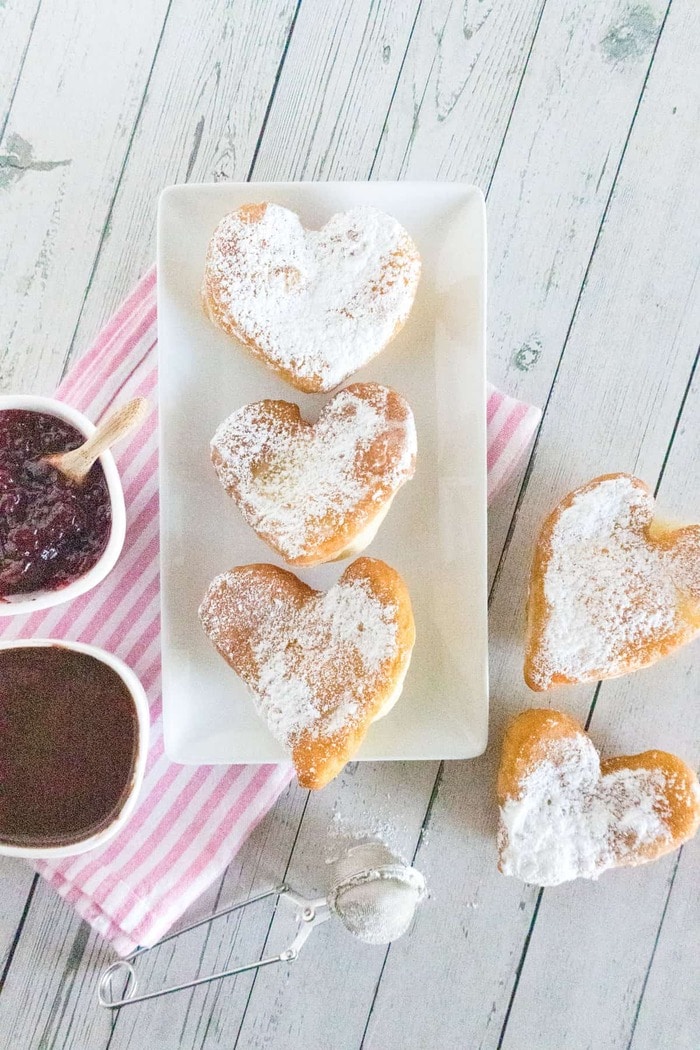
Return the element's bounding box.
[199,558,415,789]
[202,203,421,392]
[211,383,416,565]
[497,710,700,886]
[525,474,700,690]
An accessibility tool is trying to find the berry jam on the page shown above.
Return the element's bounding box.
[0,410,112,597]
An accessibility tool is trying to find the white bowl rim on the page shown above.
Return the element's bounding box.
[0,394,126,616]
[0,638,150,858]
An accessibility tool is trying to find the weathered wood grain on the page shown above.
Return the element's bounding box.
[249,0,422,182]
[0,877,117,1049]
[0,0,170,395]
[0,0,698,1046]
[0,0,41,134]
[476,0,667,576]
[630,841,700,1050]
[66,0,298,377]
[0,861,36,977]
[362,0,700,1046]
[502,357,700,1050]
[485,0,669,400]
[372,0,546,183]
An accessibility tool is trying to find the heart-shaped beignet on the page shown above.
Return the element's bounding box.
[525,473,700,690]
[497,709,700,886]
[199,557,415,790]
[202,203,421,392]
[210,383,416,566]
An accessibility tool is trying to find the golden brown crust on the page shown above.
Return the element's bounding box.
[599,750,700,863]
[497,708,584,806]
[294,560,415,788]
[498,708,700,873]
[524,473,700,690]
[201,202,421,393]
[210,383,416,566]
[199,557,415,790]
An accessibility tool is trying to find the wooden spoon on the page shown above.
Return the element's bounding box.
[43,397,150,484]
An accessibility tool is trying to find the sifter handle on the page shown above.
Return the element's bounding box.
[96,884,330,1009]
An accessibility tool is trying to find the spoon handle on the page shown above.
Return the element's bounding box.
[59,397,150,479]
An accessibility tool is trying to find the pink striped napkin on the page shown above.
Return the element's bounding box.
[1,267,539,956]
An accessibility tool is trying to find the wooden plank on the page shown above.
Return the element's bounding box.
[503,361,700,1050]
[249,0,422,182]
[0,879,117,1049]
[0,0,41,132]
[0,860,36,976]
[0,785,306,1050]
[0,0,170,396]
[233,762,438,1050]
[362,0,700,1046]
[66,0,299,377]
[105,785,307,1050]
[630,839,700,1050]
[372,0,545,184]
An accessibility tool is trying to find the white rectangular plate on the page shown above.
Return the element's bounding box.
[158,181,488,765]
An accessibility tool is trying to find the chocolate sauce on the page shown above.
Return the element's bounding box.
[0,646,138,848]
[0,409,112,597]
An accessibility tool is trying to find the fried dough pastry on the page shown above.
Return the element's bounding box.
[497,709,700,886]
[202,203,421,392]
[525,473,700,690]
[210,383,416,566]
[199,557,415,789]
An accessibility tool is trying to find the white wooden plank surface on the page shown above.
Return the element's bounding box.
[250,0,423,182]
[0,1,698,1047]
[0,0,170,395]
[372,0,545,183]
[66,0,299,378]
[0,0,41,133]
[362,0,700,1045]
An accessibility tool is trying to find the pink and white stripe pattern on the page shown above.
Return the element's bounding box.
[0,266,539,957]
[486,384,542,500]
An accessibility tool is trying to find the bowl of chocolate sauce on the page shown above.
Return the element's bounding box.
[0,395,126,616]
[0,640,149,857]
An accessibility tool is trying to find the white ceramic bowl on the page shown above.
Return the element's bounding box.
[0,639,150,858]
[0,394,126,616]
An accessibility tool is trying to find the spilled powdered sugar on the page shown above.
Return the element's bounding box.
[498,733,672,886]
[326,811,407,864]
[532,475,689,687]
[204,204,421,390]
[211,385,416,560]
